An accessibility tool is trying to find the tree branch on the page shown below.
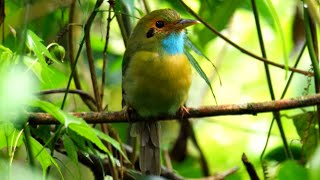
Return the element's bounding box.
[38,88,96,104]
[28,93,320,125]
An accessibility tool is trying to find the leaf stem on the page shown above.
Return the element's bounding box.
[23,124,35,167]
[250,0,292,159]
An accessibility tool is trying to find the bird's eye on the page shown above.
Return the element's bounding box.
[155,21,164,28]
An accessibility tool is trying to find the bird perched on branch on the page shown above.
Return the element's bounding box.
[122,9,198,175]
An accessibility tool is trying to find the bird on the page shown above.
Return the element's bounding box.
[122,8,198,175]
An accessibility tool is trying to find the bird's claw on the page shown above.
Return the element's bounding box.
[178,106,189,119]
[124,106,135,122]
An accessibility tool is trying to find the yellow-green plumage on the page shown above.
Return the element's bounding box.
[122,8,198,175]
[124,51,191,116]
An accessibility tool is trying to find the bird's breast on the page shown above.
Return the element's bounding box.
[123,51,192,117]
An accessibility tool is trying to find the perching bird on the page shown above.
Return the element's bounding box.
[122,9,198,175]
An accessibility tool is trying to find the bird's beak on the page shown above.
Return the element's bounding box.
[175,19,199,30]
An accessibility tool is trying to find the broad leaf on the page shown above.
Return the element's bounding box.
[0,122,23,150]
[26,30,57,64]
[30,137,62,179]
[93,128,128,161]
[31,99,128,160]
[68,123,110,154]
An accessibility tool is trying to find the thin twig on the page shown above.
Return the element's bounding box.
[37,88,96,104]
[101,2,114,103]
[28,93,320,124]
[113,1,129,47]
[67,0,96,111]
[178,0,312,76]
[242,153,259,180]
[84,0,104,111]
[141,0,150,13]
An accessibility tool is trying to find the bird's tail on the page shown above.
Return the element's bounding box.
[131,122,161,175]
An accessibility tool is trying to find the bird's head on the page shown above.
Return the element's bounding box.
[127,9,199,55]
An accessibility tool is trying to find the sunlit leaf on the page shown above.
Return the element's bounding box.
[30,99,126,159]
[0,45,14,67]
[30,99,67,124]
[26,30,57,64]
[0,122,23,150]
[30,137,63,179]
[23,56,67,88]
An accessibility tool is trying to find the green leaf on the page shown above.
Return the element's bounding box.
[68,123,110,154]
[185,37,222,85]
[68,130,88,152]
[277,160,308,180]
[30,99,67,124]
[63,134,79,165]
[309,145,320,180]
[26,30,57,64]
[29,137,63,179]
[93,128,128,161]
[292,111,318,159]
[23,55,67,89]
[0,122,23,150]
[0,45,14,67]
[185,50,217,103]
[31,99,128,160]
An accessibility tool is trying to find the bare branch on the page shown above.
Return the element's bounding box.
[28,93,320,125]
[38,88,96,104]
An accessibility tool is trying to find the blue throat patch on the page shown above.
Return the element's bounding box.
[162,32,185,55]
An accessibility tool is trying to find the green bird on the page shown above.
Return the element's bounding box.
[122,9,198,175]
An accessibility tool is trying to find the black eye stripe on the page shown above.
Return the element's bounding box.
[155,21,164,28]
[146,28,155,38]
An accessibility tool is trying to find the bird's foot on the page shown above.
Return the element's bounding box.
[178,106,190,119]
[124,106,135,122]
